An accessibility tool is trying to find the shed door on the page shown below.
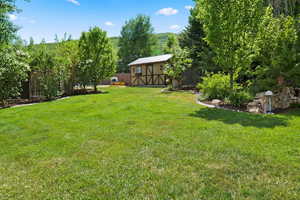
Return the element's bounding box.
[146,65,154,85]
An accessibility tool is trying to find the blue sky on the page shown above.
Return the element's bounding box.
[10,0,194,43]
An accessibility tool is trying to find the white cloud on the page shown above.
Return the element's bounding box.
[169,25,180,30]
[28,19,37,24]
[67,0,80,6]
[19,16,37,24]
[185,5,193,10]
[156,8,178,16]
[8,14,17,21]
[105,21,114,26]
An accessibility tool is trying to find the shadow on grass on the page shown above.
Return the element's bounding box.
[190,108,288,128]
[277,108,300,117]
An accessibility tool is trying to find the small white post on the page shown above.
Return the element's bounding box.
[265,91,273,114]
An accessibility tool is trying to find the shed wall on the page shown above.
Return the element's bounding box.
[131,62,167,86]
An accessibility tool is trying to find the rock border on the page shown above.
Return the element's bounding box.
[195,93,246,113]
[2,97,71,109]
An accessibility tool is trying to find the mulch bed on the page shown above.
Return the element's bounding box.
[200,99,298,114]
[201,100,248,112]
[1,89,105,109]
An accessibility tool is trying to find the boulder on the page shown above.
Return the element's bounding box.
[247,101,262,114]
[211,99,222,107]
[248,87,299,113]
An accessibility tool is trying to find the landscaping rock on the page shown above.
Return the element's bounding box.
[161,88,172,93]
[247,101,262,114]
[247,87,300,113]
[211,99,222,106]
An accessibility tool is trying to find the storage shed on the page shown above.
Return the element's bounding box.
[129,54,173,86]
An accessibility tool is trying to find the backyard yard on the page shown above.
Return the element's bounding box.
[0,87,300,200]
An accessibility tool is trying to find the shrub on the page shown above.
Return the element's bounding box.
[40,74,60,100]
[229,90,252,107]
[0,48,29,106]
[250,78,278,94]
[197,73,234,100]
[290,103,300,108]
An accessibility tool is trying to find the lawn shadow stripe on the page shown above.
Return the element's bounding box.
[190,108,288,128]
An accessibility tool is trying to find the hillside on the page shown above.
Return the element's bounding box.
[110,32,176,55]
[43,33,177,56]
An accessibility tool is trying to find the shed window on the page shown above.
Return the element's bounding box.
[135,66,142,74]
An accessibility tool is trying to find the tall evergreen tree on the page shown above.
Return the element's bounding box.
[118,15,156,72]
[179,7,218,76]
[265,0,300,16]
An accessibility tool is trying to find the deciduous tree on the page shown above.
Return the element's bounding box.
[78,27,116,91]
[55,34,79,95]
[196,0,265,89]
[164,47,192,89]
[164,34,179,54]
[29,42,61,100]
[118,15,156,72]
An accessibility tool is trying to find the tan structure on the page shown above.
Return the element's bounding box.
[129,54,172,86]
[247,87,300,113]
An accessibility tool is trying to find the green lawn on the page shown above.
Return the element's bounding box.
[0,87,300,200]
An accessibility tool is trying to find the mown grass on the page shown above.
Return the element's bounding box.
[0,87,299,200]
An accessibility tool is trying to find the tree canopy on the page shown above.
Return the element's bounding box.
[179,6,218,77]
[78,27,116,91]
[0,0,27,45]
[0,0,30,105]
[197,0,266,89]
[0,47,29,105]
[164,47,192,88]
[164,34,179,54]
[195,0,299,102]
[118,15,156,72]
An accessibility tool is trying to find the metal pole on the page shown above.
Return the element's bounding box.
[269,96,271,113]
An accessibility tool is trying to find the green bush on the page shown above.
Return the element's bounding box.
[40,75,60,100]
[229,90,252,107]
[197,73,234,100]
[290,103,300,108]
[250,78,278,94]
[0,48,29,106]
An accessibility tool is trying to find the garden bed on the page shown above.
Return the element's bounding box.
[198,98,299,114]
[1,89,105,109]
[198,99,248,112]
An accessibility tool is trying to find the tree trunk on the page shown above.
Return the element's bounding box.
[172,79,179,90]
[94,83,97,92]
[230,71,234,90]
[1,99,7,108]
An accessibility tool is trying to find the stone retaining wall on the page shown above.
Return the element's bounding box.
[247,88,300,113]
